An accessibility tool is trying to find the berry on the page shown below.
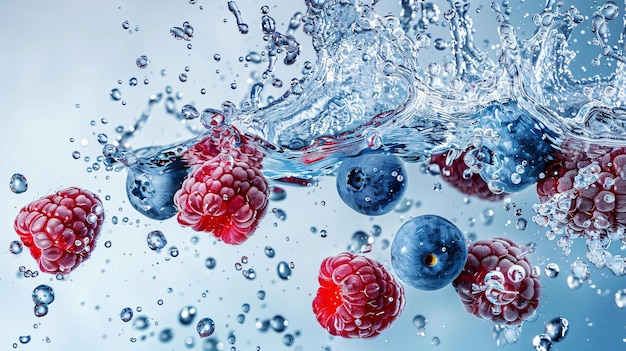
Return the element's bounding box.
[534,142,626,275]
[429,149,506,201]
[390,215,468,290]
[466,102,554,193]
[174,134,269,245]
[14,187,105,274]
[452,238,540,326]
[126,156,188,220]
[312,252,405,338]
[336,153,407,216]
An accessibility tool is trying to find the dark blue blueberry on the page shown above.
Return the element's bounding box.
[335,153,407,216]
[390,214,468,291]
[471,101,555,193]
[126,151,188,220]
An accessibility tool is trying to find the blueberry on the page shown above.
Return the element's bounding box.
[335,153,407,216]
[390,214,468,291]
[469,101,555,193]
[126,153,188,220]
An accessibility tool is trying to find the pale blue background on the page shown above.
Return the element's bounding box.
[1,1,624,350]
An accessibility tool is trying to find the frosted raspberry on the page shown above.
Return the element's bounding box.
[174,149,269,245]
[430,149,506,201]
[312,252,405,338]
[534,143,626,275]
[452,238,540,326]
[14,187,105,274]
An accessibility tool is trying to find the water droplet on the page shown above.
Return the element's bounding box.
[179,306,197,325]
[412,314,428,328]
[159,328,174,342]
[516,218,528,230]
[257,290,266,300]
[544,317,568,342]
[277,261,292,280]
[264,246,275,258]
[122,20,130,29]
[9,173,28,194]
[611,288,626,308]
[182,104,199,119]
[197,318,215,337]
[205,257,217,269]
[566,275,583,289]
[136,55,149,69]
[34,304,48,317]
[544,263,560,278]
[272,208,287,221]
[147,230,167,251]
[9,240,23,254]
[507,265,526,283]
[532,334,553,351]
[32,285,55,305]
[431,336,441,346]
[133,315,150,330]
[179,73,188,82]
[18,336,30,344]
[110,88,122,101]
[270,315,288,332]
[283,334,294,346]
[120,307,134,322]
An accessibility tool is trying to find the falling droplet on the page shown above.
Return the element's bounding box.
[197,318,216,337]
[9,173,28,194]
[277,261,292,280]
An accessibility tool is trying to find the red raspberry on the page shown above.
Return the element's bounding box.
[312,252,405,338]
[452,238,540,326]
[14,187,105,274]
[174,145,269,245]
[430,149,506,201]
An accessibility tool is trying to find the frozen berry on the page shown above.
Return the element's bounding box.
[336,153,407,216]
[534,142,626,275]
[312,252,405,338]
[174,139,269,245]
[430,149,505,201]
[452,238,540,326]
[14,187,105,274]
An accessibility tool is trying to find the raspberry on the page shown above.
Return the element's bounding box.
[452,238,540,326]
[430,149,506,201]
[174,140,269,245]
[14,187,105,274]
[534,142,626,275]
[312,252,405,338]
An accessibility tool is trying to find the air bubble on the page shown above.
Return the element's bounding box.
[205,257,217,269]
[277,261,292,280]
[136,55,149,69]
[120,307,134,322]
[615,289,626,308]
[32,285,55,305]
[532,334,553,351]
[264,246,275,258]
[9,240,23,254]
[412,314,428,328]
[544,317,568,342]
[110,88,122,101]
[147,230,167,251]
[179,306,197,325]
[570,259,590,281]
[544,263,560,278]
[270,315,288,332]
[516,218,528,230]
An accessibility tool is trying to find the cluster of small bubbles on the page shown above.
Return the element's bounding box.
[159,328,174,342]
[170,21,193,41]
[133,316,150,330]
[197,318,216,338]
[570,259,590,281]
[120,307,134,322]
[264,246,275,258]
[9,240,23,254]
[544,263,560,278]
[277,261,292,280]
[272,208,287,221]
[136,55,149,69]
[179,306,197,325]
[9,173,28,194]
[615,289,626,308]
[205,257,217,269]
[147,230,167,251]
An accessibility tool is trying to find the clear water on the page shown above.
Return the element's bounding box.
[2,0,626,350]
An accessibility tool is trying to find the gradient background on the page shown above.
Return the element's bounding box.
[1,1,625,350]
